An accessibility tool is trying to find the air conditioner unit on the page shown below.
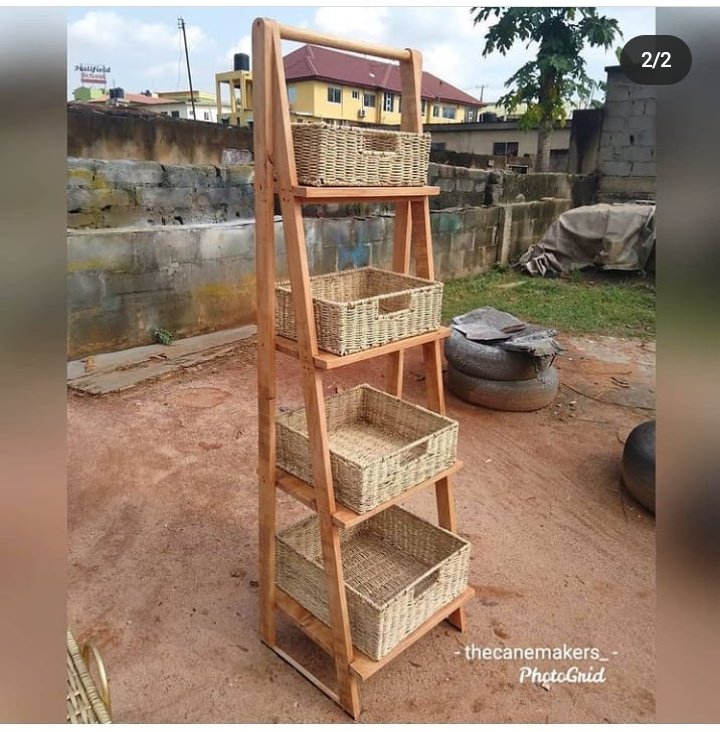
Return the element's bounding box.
[358,109,367,118]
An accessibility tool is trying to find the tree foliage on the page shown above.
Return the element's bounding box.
[471,7,621,129]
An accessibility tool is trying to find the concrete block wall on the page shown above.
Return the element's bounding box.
[68,158,255,229]
[67,197,573,359]
[67,158,589,358]
[598,67,655,201]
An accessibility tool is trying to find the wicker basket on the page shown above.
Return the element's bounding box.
[292,122,430,187]
[277,505,470,660]
[276,267,443,356]
[276,384,458,513]
[66,630,112,724]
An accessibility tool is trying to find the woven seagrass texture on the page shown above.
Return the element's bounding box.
[276,384,458,513]
[276,505,471,660]
[292,122,431,187]
[276,267,443,356]
[66,630,112,724]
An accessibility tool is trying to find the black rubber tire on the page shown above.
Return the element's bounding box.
[444,329,546,381]
[621,420,655,513]
[446,363,559,412]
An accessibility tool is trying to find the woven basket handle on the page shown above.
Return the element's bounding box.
[397,440,429,467]
[412,568,442,600]
[359,131,400,156]
[375,291,416,320]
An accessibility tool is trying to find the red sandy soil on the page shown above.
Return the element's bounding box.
[67,333,655,723]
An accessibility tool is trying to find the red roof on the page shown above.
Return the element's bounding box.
[283,45,483,107]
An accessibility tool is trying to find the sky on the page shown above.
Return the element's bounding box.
[67,7,655,105]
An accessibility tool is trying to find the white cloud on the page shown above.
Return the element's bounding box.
[68,11,208,55]
[313,7,390,45]
[68,11,124,50]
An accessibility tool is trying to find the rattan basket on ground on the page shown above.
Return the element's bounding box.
[276,267,443,356]
[66,630,112,724]
[276,384,458,513]
[292,122,431,187]
[276,505,471,660]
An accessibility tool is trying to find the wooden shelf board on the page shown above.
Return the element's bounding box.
[275,327,450,369]
[276,469,318,512]
[275,588,334,656]
[275,586,475,682]
[276,461,462,528]
[293,185,439,203]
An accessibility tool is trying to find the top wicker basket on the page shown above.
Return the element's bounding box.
[292,122,431,187]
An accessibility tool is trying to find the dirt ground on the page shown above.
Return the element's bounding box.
[67,332,655,723]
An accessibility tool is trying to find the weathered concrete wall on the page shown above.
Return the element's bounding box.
[67,198,572,359]
[428,164,594,208]
[66,158,590,358]
[68,103,254,165]
[68,158,255,229]
[568,108,603,174]
[598,67,655,201]
[68,158,593,228]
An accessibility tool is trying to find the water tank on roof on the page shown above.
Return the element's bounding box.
[109,87,124,100]
[234,53,250,72]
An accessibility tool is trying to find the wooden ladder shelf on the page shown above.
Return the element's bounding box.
[253,17,474,720]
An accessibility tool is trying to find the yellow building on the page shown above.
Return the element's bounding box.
[216,44,484,127]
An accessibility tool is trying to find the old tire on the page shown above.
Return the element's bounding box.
[444,329,542,381]
[446,363,559,412]
[621,420,655,513]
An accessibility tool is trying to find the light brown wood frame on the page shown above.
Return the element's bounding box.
[253,17,471,720]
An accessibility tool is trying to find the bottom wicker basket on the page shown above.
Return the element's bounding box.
[276,505,471,660]
[66,630,112,724]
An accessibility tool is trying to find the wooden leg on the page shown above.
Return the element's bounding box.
[413,204,466,631]
[266,20,361,716]
[253,18,278,647]
[386,200,412,397]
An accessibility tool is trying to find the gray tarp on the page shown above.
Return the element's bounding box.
[519,203,655,277]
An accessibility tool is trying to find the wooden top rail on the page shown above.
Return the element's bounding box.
[274,21,413,62]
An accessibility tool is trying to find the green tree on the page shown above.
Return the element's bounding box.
[471,7,621,171]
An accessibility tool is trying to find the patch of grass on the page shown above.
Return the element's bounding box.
[442,269,655,338]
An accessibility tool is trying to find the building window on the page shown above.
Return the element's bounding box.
[383,92,394,112]
[351,89,360,100]
[432,104,440,117]
[493,141,520,156]
[421,100,427,114]
[327,86,341,104]
[171,110,180,118]
[287,85,297,104]
[442,106,456,119]
[363,92,376,108]
[464,108,475,122]
[203,111,210,121]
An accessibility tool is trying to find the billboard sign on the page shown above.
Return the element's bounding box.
[75,64,110,86]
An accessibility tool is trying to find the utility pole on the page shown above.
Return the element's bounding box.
[178,17,196,120]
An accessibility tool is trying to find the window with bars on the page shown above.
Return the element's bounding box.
[327,86,341,104]
[383,91,394,112]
